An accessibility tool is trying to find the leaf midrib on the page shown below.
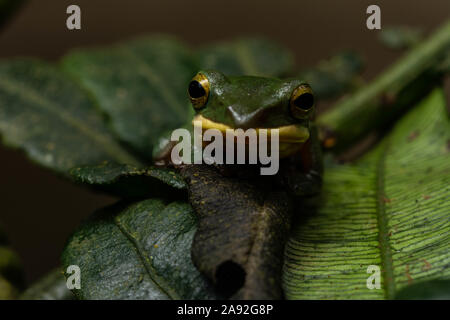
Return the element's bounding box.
[114,215,181,300]
[375,140,396,299]
[0,76,142,167]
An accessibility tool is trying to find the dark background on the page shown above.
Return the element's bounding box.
[0,0,448,285]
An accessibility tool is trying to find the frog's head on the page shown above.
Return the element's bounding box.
[187,70,315,157]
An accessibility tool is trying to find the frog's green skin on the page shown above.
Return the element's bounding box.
[182,70,324,197]
[198,71,309,129]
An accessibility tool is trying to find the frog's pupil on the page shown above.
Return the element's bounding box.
[294,93,314,110]
[188,81,206,98]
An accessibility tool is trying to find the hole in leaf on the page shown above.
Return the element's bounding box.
[215,260,246,297]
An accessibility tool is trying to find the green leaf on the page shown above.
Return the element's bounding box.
[298,52,363,100]
[61,36,197,159]
[70,161,186,198]
[61,199,218,300]
[20,268,74,300]
[199,37,293,77]
[283,88,450,299]
[61,37,293,159]
[379,26,423,50]
[394,279,450,300]
[0,225,24,300]
[0,60,142,175]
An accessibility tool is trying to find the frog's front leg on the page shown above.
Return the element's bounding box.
[281,124,323,197]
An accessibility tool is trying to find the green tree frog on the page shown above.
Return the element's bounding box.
[158,70,323,197]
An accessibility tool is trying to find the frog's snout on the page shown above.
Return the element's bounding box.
[226,105,269,129]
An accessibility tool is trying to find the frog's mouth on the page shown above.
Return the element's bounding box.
[192,115,309,158]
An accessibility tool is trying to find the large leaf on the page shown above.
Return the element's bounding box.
[298,52,363,100]
[199,37,293,77]
[379,26,423,50]
[0,60,142,174]
[283,88,450,299]
[0,224,23,299]
[61,199,218,300]
[61,36,197,159]
[61,37,293,159]
[70,161,186,198]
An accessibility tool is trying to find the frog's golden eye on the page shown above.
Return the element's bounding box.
[290,84,315,119]
[188,73,210,109]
